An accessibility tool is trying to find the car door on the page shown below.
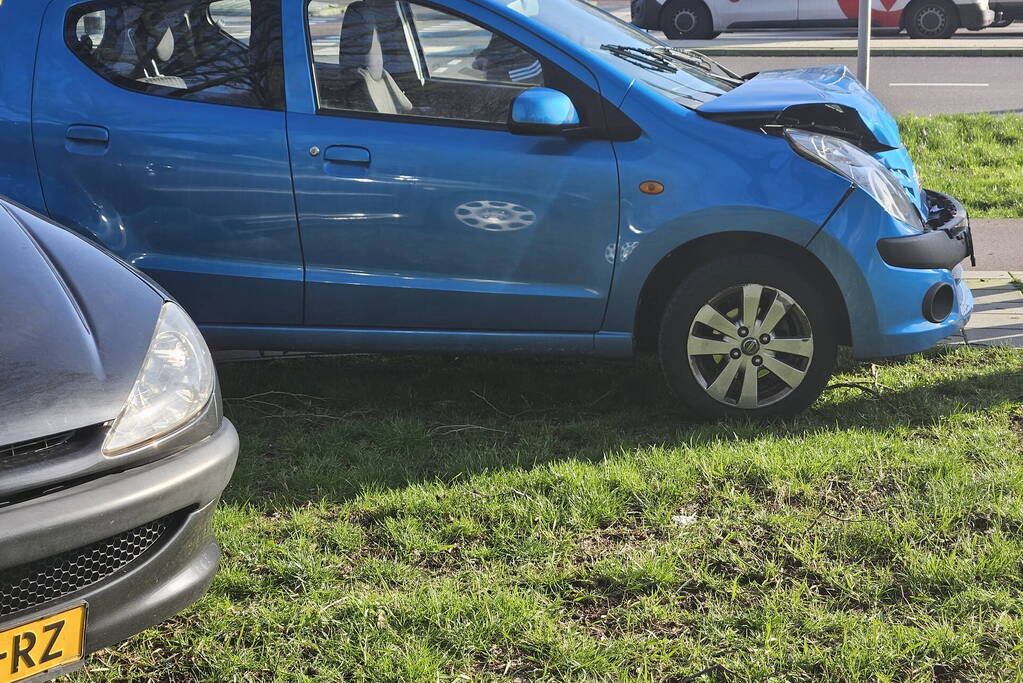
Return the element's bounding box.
[32,0,304,326]
[712,0,797,28]
[288,0,619,331]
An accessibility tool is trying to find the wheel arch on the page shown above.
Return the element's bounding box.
[633,231,852,352]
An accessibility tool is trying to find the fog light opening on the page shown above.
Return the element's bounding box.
[922,282,954,323]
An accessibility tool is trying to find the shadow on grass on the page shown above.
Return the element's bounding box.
[215,345,1023,508]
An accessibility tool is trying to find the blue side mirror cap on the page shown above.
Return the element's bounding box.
[508,87,580,135]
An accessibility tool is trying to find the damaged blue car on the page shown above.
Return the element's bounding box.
[1,0,973,418]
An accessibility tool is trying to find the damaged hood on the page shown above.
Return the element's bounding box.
[698,65,927,216]
[697,64,901,149]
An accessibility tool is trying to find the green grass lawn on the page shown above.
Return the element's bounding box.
[72,345,1023,681]
[898,113,1023,219]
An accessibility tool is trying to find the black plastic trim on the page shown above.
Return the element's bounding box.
[957,3,996,28]
[922,282,954,323]
[990,2,1023,19]
[877,190,973,270]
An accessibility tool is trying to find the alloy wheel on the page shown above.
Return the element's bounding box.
[686,284,814,409]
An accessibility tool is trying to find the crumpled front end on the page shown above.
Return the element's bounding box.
[697,64,934,220]
[807,187,974,359]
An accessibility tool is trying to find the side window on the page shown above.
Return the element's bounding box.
[208,0,251,45]
[307,0,545,125]
[408,4,541,85]
[66,0,284,110]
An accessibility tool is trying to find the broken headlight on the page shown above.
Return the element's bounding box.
[785,128,924,231]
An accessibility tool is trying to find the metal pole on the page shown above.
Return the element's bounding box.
[857,0,872,88]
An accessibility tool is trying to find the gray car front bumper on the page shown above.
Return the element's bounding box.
[0,420,238,682]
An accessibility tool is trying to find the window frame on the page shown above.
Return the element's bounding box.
[64,0,285,111]
[303,0,558,131]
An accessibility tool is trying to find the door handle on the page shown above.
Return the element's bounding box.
[66,125,109,144]
[323,145,370,165]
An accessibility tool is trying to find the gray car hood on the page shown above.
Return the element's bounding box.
[0,201,163,446]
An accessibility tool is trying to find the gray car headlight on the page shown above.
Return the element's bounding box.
[785,128,925,231]
[102,301,216,455]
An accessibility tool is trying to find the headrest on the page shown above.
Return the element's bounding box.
[339,1,384,81]
[153,27,175,62]
[139,10,179,63]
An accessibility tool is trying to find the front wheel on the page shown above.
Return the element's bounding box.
[658,255,838,420]
[659,0,715,39]
[905,0,960,38]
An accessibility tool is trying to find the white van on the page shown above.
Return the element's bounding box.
[630,0,995,39]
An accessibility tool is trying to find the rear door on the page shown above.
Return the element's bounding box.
[32,0,303,326]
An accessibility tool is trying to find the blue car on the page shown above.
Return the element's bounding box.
[1,0,973,418]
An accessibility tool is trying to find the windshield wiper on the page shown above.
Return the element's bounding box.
[599,44,677,74]
[601,43,744,85]
[651,46,745,83]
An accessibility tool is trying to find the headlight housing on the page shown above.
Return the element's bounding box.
[102,301,216,455]
[785,128,925,231]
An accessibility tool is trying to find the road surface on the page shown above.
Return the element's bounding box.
[716,56,1023,114]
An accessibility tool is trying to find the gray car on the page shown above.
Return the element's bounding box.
[0,198,237,683]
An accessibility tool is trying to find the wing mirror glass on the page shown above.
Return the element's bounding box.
[508,87,581,136]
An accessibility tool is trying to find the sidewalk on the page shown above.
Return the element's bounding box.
[953,219,1023,347]
[953,272,1023,347]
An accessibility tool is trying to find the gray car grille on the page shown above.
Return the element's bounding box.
[0,515,175,618]
[0,429,78,463]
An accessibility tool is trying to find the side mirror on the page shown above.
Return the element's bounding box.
[508,87,580,136]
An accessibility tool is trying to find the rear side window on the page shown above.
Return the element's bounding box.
[66,0,284,110]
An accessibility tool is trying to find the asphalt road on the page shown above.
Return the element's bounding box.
[968,220,1023,271]
[715,56,1023,115]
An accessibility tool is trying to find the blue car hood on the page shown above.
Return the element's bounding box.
[698,65,901,148]
[698,65,927,217]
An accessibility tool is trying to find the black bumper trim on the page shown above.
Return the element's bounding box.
[877,190,974,270]
[958,4,996,28]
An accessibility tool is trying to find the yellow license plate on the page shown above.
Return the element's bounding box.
[0,605,86,683]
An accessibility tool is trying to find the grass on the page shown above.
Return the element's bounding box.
[898,113,1023,218]
[70,345,1023,681]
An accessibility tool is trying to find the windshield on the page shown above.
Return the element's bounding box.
[495,0,735,105]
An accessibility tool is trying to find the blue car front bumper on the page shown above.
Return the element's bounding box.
[808,188,975,359]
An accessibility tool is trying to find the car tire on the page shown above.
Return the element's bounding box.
[904,0,960,38]
[657,254,839,420]
[659,0,715,39]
